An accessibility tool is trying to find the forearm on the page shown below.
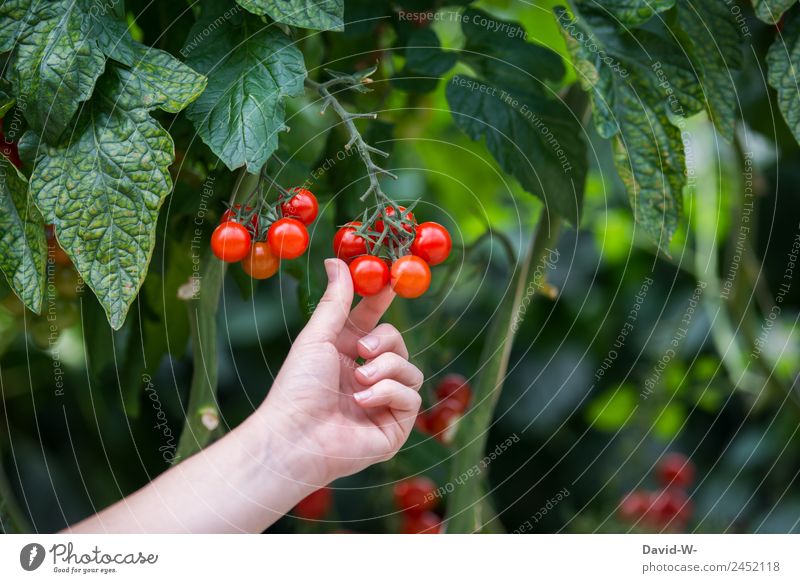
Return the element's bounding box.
[64,409,323,534]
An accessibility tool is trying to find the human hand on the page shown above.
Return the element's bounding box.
[257,258,424,487]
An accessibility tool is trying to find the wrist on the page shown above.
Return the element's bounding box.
[239,406,334,495]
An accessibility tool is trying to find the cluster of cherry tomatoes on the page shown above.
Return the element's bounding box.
[333,205,452,299]
[618,452,696,531]
[415,373,472,444]
[210,187,319,279]
[394,476,442,534]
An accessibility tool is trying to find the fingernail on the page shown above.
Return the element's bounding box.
[359,335,379,352]
[353,389,373,402]
[358,363,376,378]
[324,258,339,283]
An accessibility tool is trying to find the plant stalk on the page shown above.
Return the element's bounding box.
[175,170,260,461]
[445,212,562,533]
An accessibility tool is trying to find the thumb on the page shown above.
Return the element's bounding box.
[296,258,353,345]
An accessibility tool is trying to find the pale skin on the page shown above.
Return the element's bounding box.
[66,259,423,533]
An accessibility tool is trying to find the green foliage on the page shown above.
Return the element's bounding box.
[22,64,198,330]
[557,4,703,245]
[674,0,743,140]
[184,1,307,173]
[0,156,45,313]
[599,0,676,27]
[752,0,796,23]
[237,0,344,31]
[447,8,586,222]
[769,10,800,143]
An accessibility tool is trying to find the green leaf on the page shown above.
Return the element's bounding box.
[557,7,703,245]
[752,0,796,24]
[446,76,587,223]
[460,8,564,90]
[185,3,306,173]
[236,0,344,31]
[404,28,456,77]
[0,155,45,313]
[91,17,207,113]
[583,0,675,27]
[768,10,800,144]
[0,0,31,52]
[23,66,177,330]
[4,0,205,143]
[674,0,742,140]
[0,83,15,118]
[10,0,106,143]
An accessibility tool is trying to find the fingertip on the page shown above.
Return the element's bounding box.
[357,335,379,359]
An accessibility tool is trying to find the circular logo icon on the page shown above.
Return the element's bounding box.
[19,543,45,571]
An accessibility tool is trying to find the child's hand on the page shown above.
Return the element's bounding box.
[258,258,424,486]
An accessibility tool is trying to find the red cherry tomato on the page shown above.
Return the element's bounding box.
[656,453,696,489]
[428,400,462,444]
[333,221,368,262]
[394,477,438,515]
[211,221,251,262]
[375,205,416,235]
[294,487,333,520]
[390,255,431,298]
[401,511,441,534]
[411,222,452,266]
[221,204,258,233]
[435,373,471,412]
[241,241,280,279]
[414,413,430,434]
[645,489,692,530]
[267,218,309,259]
[618,491,652,523]
[281,187,319,225]
[349,255,389,296]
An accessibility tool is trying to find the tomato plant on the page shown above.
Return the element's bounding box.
[1,0,799,539]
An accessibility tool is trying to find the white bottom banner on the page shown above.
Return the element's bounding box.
[0,534,797,582]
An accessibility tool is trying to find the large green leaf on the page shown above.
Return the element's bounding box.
[768,10,800,144]
[752,0,796,24]
[91,17,207,113]
[185,3,306,173]
[674,0,742,140]
[0,155,45,313]
[10,0,106,143]
[460,8,564,90]
[557,6,703,246]
[448,10,585,222]
[236,0,344,31]
[587,0,675,27]
[23,65,185,330]
[447,77,587,223]
[5,0,205,143]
